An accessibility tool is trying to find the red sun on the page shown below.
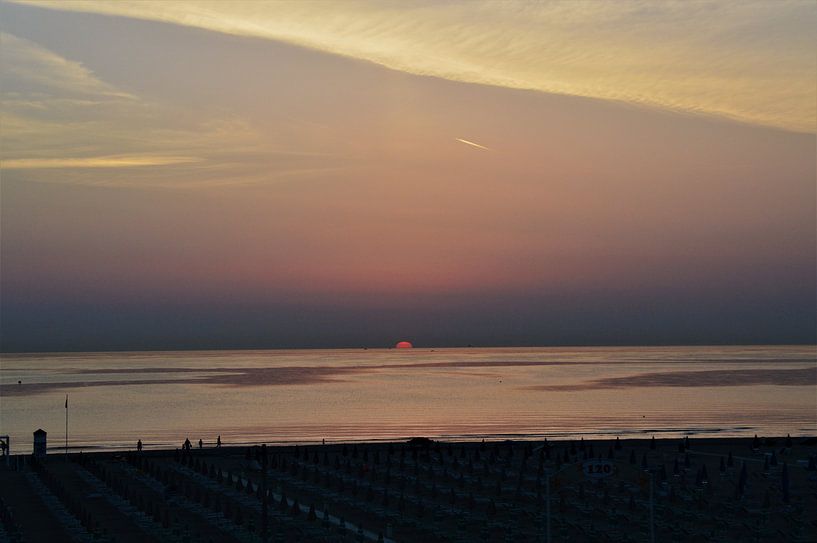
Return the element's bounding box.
[395,341,413,349]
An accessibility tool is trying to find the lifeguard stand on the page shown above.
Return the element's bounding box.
[33,429,47,458]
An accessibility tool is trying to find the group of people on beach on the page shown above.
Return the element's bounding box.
[136,435,222,452]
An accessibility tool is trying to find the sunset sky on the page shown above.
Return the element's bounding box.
[1,1,815,351]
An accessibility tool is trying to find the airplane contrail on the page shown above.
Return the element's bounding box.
[455,138,491,151]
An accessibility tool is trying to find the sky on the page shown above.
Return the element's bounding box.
[1,1,815,351]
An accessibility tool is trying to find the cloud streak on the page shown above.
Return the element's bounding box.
[2,155,201,169]
[455,138,490,151]
[11,0,816,133]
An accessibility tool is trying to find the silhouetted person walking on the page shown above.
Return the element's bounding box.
[137,439,142,452]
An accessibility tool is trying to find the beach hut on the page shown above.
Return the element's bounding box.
[33,429,47,458]
[0,435,9,465]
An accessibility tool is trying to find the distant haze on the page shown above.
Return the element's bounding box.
[1,1,814,352]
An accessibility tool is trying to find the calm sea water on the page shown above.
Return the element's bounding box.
[1,346,815,454]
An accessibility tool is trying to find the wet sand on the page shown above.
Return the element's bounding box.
[3,361,814,397]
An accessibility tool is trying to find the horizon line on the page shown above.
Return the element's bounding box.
[2,342,815,356]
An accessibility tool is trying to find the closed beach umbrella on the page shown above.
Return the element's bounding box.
[781,463,790,503]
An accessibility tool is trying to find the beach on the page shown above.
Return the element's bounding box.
[1,435,815,542]
[3,348,815,541]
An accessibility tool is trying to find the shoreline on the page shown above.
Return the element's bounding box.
[19,434,817,457]
[11,428,815,457]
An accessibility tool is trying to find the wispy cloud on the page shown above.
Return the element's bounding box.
[11,0,816,133]
[0,31,345,187]
[2,155,201,169]
[0,32,134,99]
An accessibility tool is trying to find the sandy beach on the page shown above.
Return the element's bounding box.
[2,435,815,542]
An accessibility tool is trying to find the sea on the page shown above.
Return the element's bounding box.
[1,346,815,454]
